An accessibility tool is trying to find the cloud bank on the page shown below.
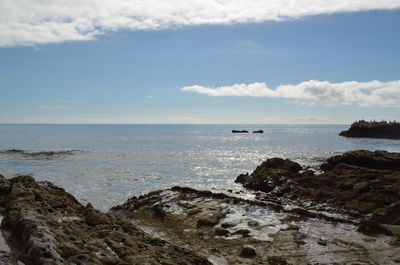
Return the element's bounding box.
[181,80,400,107]
[1,0,400,47]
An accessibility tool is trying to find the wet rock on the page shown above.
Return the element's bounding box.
[236,150,400,225]
[221,221,237,228]
[357,221,393,236]
[197,213,225,227]
[317,239,327,246]
[252,130,264,134]
[215,228,229,236]
[233,229,250,236]
[247,220,259,227]
[240,245,256,258]
[111,186,400,265]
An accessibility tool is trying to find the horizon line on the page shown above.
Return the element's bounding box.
[0,123,350,126]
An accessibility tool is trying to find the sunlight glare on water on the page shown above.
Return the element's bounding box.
[0,124,399,211]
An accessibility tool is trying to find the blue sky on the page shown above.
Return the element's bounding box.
[1,1,400,124]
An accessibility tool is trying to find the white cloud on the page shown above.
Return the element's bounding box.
[181,80,400,107]
[1,0,400,47]
[182,83,276,97]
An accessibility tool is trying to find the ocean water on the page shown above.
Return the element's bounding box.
[0,124,399,211]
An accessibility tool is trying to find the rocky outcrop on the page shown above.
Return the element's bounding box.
[320,150,400,171]
[232,130,249,133]
[0,175,211,265]
[111,186,400,265]
[252,130,264,134]
[235,158,302,192]
[339,120,400,139]
[235,150,400,225]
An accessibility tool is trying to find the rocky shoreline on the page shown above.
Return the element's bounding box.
[0,150,400,264]
[0,175,210,265]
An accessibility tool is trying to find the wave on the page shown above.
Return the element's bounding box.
[0,149,85,159]
[294,156,327,163]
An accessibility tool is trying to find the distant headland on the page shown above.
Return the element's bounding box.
[340,120,400,139]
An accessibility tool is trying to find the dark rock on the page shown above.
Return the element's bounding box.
[317,239,327,246]
[247,220,259,227]
[232,130,249,133]
[252,130,264,134]
[240,245,256,258]
[215,228,229,236]
[236,150,400,225]
[339,120,400,139]
[267,256,288,265]
[357,221,393,236]
[221,222,237,228]
[235,158,301,192]
[233,229,250,236]
[320,150,400,172]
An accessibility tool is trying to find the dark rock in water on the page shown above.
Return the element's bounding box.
[232,130,249,133]
[339,120,400,139]
[320,150,400,171]
[240,245,256,258]
[236,150,400,225]
[252,130,264,134]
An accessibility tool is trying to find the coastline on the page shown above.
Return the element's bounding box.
[1,150,399,264]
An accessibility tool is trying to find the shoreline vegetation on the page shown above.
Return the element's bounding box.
[0,150,399,264]
[340,120,400,139]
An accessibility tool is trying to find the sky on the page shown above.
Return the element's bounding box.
[1,0,400,124]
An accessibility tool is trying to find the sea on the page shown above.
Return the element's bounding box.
[0,124,399,211]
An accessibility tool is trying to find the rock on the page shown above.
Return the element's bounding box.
[357,221,393,236]
[215,228,229,236]
[111,185,400,265]
[236,150,400,225]
[0,176,211,265]
[233,229,250,236]
[235,158,302,192]
[252,130,264,134]
[221,222,237,228]
[197,213,224,227]
[320,150,400,171]
[317,239,327,246]
[240,245,256,258]
[339,120,400,139]
[267,256,288,265]
[247,220,259,227]
[232,130,249,133]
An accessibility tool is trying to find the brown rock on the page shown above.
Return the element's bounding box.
[240,245,256,258]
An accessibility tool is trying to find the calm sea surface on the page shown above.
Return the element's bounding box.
[1,124,399,211]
